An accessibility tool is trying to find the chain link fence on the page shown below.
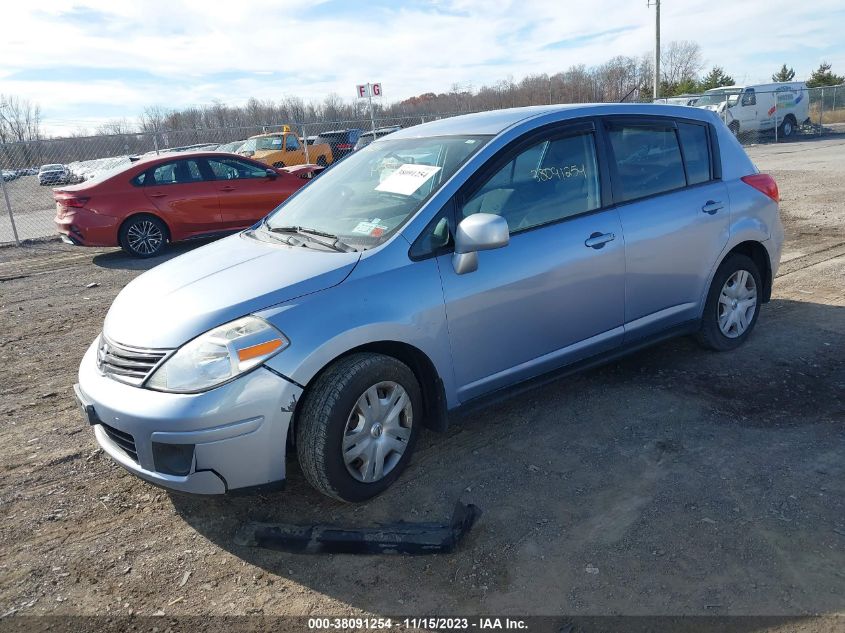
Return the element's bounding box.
[2,85,843,246]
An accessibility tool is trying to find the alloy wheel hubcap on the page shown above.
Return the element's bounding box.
[127,220,163,255]
[718,269,757,338]
[342,381,412,483]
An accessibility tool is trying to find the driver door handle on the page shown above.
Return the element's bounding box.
[149,192,167,198]
[701,200,724,215]
[585,232,615,249]
[220,185,236,192]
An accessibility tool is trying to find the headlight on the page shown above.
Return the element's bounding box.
[146,316,289,393]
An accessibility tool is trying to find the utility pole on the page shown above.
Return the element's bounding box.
[366,83,376,133]
[648,0,661,99]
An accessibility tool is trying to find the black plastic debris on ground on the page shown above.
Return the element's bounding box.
[233,501,482,555]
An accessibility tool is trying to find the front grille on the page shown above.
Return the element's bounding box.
[97,336,168,386]
[101,423,138,462]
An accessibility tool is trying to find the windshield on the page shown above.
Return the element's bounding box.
[241,136,284,152]
[262,135,490,249]
[697,89,741,107]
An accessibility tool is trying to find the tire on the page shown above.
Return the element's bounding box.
[695,253,763,351]
[779,115,796,138]
[316,156,328,167]
[272,161,285,168]
[728,121,740,137]
[296,353,423,502]
[118,215,168,258]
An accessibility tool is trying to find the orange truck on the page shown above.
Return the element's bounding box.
[238,125,333,168]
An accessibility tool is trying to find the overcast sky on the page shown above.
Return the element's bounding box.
[2,0,844,134]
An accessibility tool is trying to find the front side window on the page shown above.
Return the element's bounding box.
[741,89,756,106]
[207,157,267,180]
[607,124,686,202]
[149,159,203,185]
[262,135,489,250]
[461,131,601,232]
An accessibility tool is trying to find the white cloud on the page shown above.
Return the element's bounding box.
[2,0,843,130]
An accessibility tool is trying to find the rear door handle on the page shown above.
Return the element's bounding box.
[701,200,724,215]
[585,232,615,249]
[149,192,167,198]
[220,186,236,192]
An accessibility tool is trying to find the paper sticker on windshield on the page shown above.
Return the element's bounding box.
[352,218,388,235]
[375,164,441,196]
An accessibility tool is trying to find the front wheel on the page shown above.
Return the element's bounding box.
[296,353,422,502]
[696,253,762,351]
[119,215,167,258]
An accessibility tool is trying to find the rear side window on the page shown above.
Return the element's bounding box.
[678,122,712,185]
[607,124,686,202]
[148,159,203,186]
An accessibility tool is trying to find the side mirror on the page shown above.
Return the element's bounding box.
[452,213,509,275]
[266,168,278,179]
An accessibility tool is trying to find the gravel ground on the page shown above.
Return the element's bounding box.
[0,136,843,626]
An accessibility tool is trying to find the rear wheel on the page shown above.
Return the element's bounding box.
[296,353,422,502]
[696,253,762,351]
[119,215,167,258]
[779,115,796,138]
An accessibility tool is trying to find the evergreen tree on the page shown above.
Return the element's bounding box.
[806,62,844,88]
[700,66,735,91]
[772,64,795,82]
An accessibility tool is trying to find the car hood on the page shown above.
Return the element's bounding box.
[103,233,360,349]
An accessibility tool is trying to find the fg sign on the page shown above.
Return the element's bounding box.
[356,83,382,98]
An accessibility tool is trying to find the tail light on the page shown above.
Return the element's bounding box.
[741,174,779,202]
[336,143,353,150]
[55,195,90,208]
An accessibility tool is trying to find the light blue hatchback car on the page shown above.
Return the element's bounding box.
[75,104,783,501]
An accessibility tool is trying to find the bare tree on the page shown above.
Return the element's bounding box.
[96,118,135,136]
[0,94,42,143]
[660,40,704,91]
[138,105,170,134]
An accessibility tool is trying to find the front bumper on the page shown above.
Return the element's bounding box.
[76,339,303,494]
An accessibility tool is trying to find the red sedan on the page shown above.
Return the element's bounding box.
[54,152,320,257]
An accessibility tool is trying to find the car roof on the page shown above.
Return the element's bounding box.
[389,103,717,138]
[131,150,254,166]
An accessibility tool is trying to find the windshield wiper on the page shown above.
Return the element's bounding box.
[266,225,357,253]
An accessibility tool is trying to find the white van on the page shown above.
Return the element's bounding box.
[653,95,700,106]
[696,82,809,137]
